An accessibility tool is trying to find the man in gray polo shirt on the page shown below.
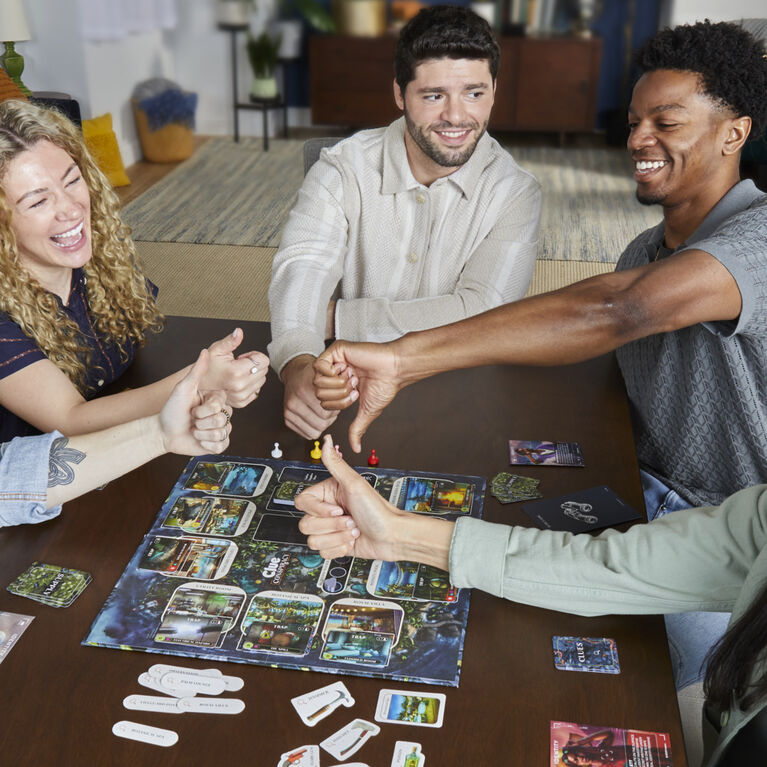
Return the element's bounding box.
[310,21,767,690]
[268,6,540,440]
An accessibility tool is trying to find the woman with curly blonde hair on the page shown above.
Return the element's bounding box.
[0,100,268,440]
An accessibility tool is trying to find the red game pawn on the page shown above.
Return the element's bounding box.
[367,449,379,467]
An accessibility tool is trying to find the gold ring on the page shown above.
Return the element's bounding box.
[221,408,231,425]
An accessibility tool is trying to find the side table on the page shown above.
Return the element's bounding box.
[219,22,290,150]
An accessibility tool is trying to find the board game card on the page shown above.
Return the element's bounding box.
[0,611,34,663]
[7,562,91,608]
[267,466,331,512]
[320,719,380,761]
[550,721,673,767]
[321,629,394,667]
[509,439,585,467]
[553,636,620,674]
[375,690,445,728]
[366,560,457,603]
[490,472,542,504]
[239,591,323,656]
[138,536,238,580]
[217,462,272,497]
[185,461,231,492]
[291,681,355,727]
[277,745,320,767]
[322,598,403,645]
[523,485,641,533]
[391,741,425,767]
[389,476,474,515]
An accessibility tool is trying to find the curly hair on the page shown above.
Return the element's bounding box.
[0,100,163,391]
[635,20,767,138]
[394,5,500,93]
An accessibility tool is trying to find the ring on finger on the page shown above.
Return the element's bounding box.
[220,408,231,425]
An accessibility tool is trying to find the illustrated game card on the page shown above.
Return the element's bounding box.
[375,690,445,728]
[389,476,474,515]
[367,560,457,603]
[162,496,255,536]
[267,467,331,512]
[391,741,425,767]
[138,536,237,580]
[249,541,325,592]
[154,582,245,648]
[551,721,673,767]
[7,562,92,608]
[239,591,323,656]
[553,636,620,674]
[320,719,380,761]
[185,461,271,496]
[509,439,585,467]
[323,598,403,644]
[523,485,641,533]
[0,611,34,663]
[490,472,542,504]
[291,681,355,727]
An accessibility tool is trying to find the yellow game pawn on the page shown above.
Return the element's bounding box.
[310,440,322,459]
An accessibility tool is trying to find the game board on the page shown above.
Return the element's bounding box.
[84,456,485,687]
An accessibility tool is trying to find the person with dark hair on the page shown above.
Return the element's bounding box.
[310,19,767,694]
[296,436,767,766]
[268,4,540,441]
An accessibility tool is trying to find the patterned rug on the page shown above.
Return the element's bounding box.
[135,241,614,322]
[124,138,660,262]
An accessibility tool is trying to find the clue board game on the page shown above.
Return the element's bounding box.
[84,456,485,687]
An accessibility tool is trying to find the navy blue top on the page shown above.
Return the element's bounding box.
[0,268,157,441]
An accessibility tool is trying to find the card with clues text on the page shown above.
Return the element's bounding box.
[553,636,620,674]
[7,562,92,608]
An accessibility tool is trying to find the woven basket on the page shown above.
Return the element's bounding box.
[132,99,194,163]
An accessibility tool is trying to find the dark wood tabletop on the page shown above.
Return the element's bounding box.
[0,317,687,766]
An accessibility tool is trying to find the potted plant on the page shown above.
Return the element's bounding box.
[247,31,282,99]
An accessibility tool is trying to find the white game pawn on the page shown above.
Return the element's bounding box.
[271,442,283,459]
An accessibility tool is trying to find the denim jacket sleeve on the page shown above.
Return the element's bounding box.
[0,431,63,527]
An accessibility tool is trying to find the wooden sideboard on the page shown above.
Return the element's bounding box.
[309,34,602,134]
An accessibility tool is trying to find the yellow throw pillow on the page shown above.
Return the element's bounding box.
[81,113,130,187]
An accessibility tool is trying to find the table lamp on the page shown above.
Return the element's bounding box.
[0,0,32,96]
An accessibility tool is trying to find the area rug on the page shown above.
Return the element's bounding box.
[125,138,660,262]
[135,241,613,322]
[123,138,305,248]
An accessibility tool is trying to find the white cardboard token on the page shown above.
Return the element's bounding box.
[220,673,244,692]
[112,720,178,747]
[277,745,320,767]
[123,694,183,714]
[148,663,222,679]
[138,672,189,698]
[292,681,355,726]
[320,719,380,761]
[160,672,226,696]
[177,697,245,714]
[391,741,425,767]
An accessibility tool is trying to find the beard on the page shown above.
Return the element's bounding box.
[635,189,666,206]
[403,109,487,168]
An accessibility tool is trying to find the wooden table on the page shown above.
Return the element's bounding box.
[0,317,687,765]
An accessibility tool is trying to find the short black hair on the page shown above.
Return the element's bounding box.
[635,20,767,138]
[394,5,500,93]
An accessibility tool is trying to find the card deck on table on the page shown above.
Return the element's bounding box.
[374,689,445,728]
[0,611,34,663]
[489,472,542,504]
[553,636,620,674]
[6,562,91,607]
[509,439,585,467]
[523,485,641,533]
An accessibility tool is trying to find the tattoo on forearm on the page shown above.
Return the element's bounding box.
[48,437,86,487]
